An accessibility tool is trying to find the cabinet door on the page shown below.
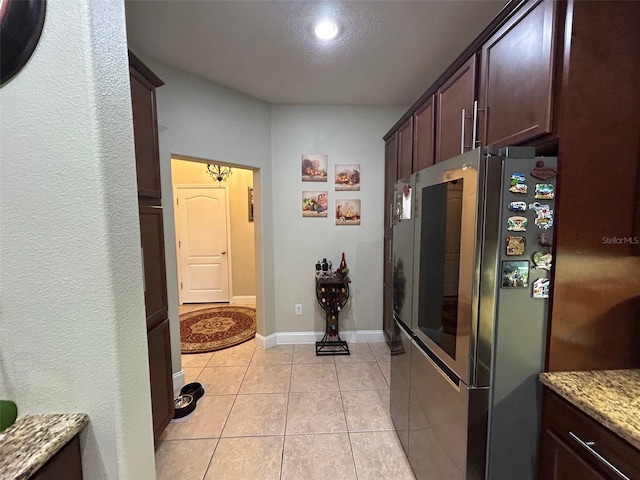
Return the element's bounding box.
[148,318,174,447]
[397,118,413,180]
[539,429,607,480]
[384,134,398,235]
[413,96,435,171]
[538,389,640,480]
[31,435,83,480]
[130,62,163,200]
[436,55,476,163]
[479,0,555,147]
[139,205,168,329]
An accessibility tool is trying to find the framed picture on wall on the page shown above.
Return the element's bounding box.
[335,164,360,191]
[248,187,254,222]
[301,154,328,182]
[302,191,328,217]
[335,199,361,225]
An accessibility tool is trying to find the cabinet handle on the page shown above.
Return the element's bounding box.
[461,108,466,154]
[472,100,484,148]
[569,432,630,480]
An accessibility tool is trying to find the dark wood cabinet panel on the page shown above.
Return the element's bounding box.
[547,0,640,372]
[436,55,476,163]
[148,318,174,446]
[413,96,435,172]
[31,435,83,480]
[130,52,173,447]
[397,118,413,180]
[538,389,640,480]
[384,134,398,236]
[130,53,164,200]
[139,205,168,329]
[479,0,555,148]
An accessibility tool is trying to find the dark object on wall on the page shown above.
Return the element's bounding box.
[0,0,46,85]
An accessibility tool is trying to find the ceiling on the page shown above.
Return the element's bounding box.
[125,0,506,106]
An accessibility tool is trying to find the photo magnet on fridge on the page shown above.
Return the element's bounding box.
[501,260,530,288]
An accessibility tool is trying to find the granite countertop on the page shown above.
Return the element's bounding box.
[0,413,89,480]
[540,370,640,450]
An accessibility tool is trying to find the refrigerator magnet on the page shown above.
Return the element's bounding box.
[532,251,553,270]
[538,232,552,247]
[507,216,528,231]
[530,160,557,180]
[534,184,555,200]
[508,201,527,212]
[501,260,529,288]
[506,236,526,256]
[532,278,550,298]
[509,173,528,194]
[529,202,554,229]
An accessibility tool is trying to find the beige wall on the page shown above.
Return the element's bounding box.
[171,158,256,298]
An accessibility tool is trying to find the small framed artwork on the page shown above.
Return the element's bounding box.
[335,199,361,225]
[301,154,328,182]
[501,260,529,288]
[248,187,254,222]
[302,191,328,217]
[335,164,360,191]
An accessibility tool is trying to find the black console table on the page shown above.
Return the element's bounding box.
[315,275,350,355]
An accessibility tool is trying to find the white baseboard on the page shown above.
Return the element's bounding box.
[172,369,185,392]
[231,295,256,305]
[254,330,385,348]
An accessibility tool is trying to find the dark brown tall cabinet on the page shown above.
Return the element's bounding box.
[129,52,174,446]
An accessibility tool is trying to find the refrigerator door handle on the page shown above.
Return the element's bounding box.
[412,339,461,390]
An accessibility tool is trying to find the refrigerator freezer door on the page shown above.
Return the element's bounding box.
[408,340,489,480]
[390,319,413,456]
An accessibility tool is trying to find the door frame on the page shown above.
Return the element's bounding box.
[173,184,233,305]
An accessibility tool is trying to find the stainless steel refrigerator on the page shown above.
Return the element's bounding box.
[390,146,557,480]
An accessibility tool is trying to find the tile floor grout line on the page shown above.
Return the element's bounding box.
[280,346,295,479]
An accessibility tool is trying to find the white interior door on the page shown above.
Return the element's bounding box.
[176,186,230,303]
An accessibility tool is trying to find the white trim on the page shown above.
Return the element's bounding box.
[231,295,256,305]
[254,330,385,348]
[172,369,185,392]
[255,333,277,349]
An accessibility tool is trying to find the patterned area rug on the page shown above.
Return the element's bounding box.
[180,306,256,354]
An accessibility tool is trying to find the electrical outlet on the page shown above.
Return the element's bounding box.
[295,304,302,315]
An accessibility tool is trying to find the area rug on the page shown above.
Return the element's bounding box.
[180,306,256,354]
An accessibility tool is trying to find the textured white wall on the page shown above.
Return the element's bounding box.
[270,106,406,333]
[0,1,155,479]
[137,57,273,373]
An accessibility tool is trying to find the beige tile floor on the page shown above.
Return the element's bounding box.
[155,304,415,480]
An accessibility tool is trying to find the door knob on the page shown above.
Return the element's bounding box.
[221,251,227,255]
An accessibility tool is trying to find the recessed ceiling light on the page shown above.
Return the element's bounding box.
[314,20,339,40]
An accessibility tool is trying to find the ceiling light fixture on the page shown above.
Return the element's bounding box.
[206,164,232,183]
[314,20,339,40]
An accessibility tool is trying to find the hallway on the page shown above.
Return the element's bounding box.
[155,313,415,480]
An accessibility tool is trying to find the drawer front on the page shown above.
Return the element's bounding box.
[543,389,640,480]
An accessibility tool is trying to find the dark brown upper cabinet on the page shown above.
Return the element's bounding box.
[413,96,435,172]
[397,118,414,180]
[479,0,556,148]
[384,134,398,235]
[436,55,477,163]
[130,53,164,200]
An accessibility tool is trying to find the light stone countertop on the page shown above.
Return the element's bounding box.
[0,413,89,480]
[539,370,640,450]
